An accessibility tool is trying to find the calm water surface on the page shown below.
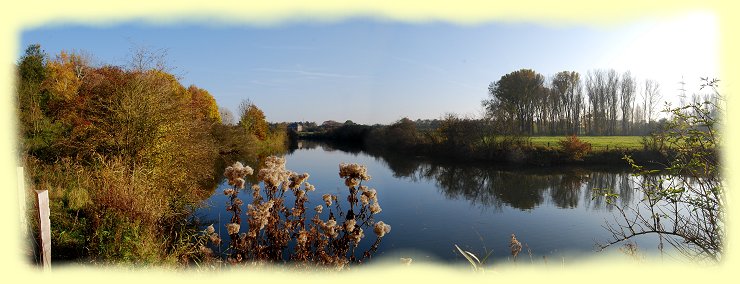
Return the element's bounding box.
[195,141,660,263]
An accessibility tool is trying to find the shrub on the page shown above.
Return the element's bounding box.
[18,46,223,263]
[558,135,591,161]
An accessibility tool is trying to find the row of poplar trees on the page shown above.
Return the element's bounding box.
[483,68,666,136]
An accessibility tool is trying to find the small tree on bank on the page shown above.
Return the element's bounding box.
[597,79,723,262]
[558,135,591,161]
[238,99,269,140]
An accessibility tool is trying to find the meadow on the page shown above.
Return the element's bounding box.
[528,136,645,151]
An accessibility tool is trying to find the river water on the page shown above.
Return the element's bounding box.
[195,141,662,263]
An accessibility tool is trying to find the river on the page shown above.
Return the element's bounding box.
[195,140,663,264]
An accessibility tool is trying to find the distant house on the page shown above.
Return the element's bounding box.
[288,122,303,132]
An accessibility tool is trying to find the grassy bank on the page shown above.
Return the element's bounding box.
[528,136,644,151]
[302,118,665,167]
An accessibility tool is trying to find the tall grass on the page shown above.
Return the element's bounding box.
[24,153,218,263]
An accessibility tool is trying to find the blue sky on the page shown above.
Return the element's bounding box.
[19,12,718,124]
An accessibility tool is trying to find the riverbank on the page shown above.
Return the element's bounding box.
[296,118,669,168]
[16,46,293,265]
[299,134,666,169]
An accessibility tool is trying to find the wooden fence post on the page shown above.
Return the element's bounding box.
[35,188,52,270]
[18,167,51,270]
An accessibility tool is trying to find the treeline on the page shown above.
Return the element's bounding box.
[303,116,585,165]
[484,68,718,136]
[301,115,681,167]
[299,68,722,165]
[303,114,670,166]
[296,67,722,144]
[16,44,285,263]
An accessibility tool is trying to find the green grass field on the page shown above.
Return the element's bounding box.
[528,136,645,151]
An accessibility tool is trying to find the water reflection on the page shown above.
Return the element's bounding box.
[197,140,656,261]
[290,140,639,211]
[374,155,635,211]
[290,139,362,154]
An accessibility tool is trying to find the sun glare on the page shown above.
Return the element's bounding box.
[607,11,719,101]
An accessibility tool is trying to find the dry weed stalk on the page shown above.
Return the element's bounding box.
[510,234,522,261]
[200,157,390,269]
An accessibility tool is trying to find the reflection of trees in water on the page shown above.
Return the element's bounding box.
[290,139,320,152]
[432,167,581,210]
[318,141,364,155]
[378,152,426,179]
[550,172,586,209]
[583,172,618,210]
[289,139,364,154]
[376,153,635,211]
[617,174,635,207]
[434,165,514,209]
[293,140,638,211]
[583,172,639,210]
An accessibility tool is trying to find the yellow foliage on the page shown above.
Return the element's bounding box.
[239,101,269,140]
[43,50,83,101]
[187,85,222,124]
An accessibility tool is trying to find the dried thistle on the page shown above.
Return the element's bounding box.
[322,194,333,207]
[214,156,389,268]
[369,203,382,214]
[373,221,391,238]
[226,223,240,235]
[510,234,522,261]
[344,219,357,232]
